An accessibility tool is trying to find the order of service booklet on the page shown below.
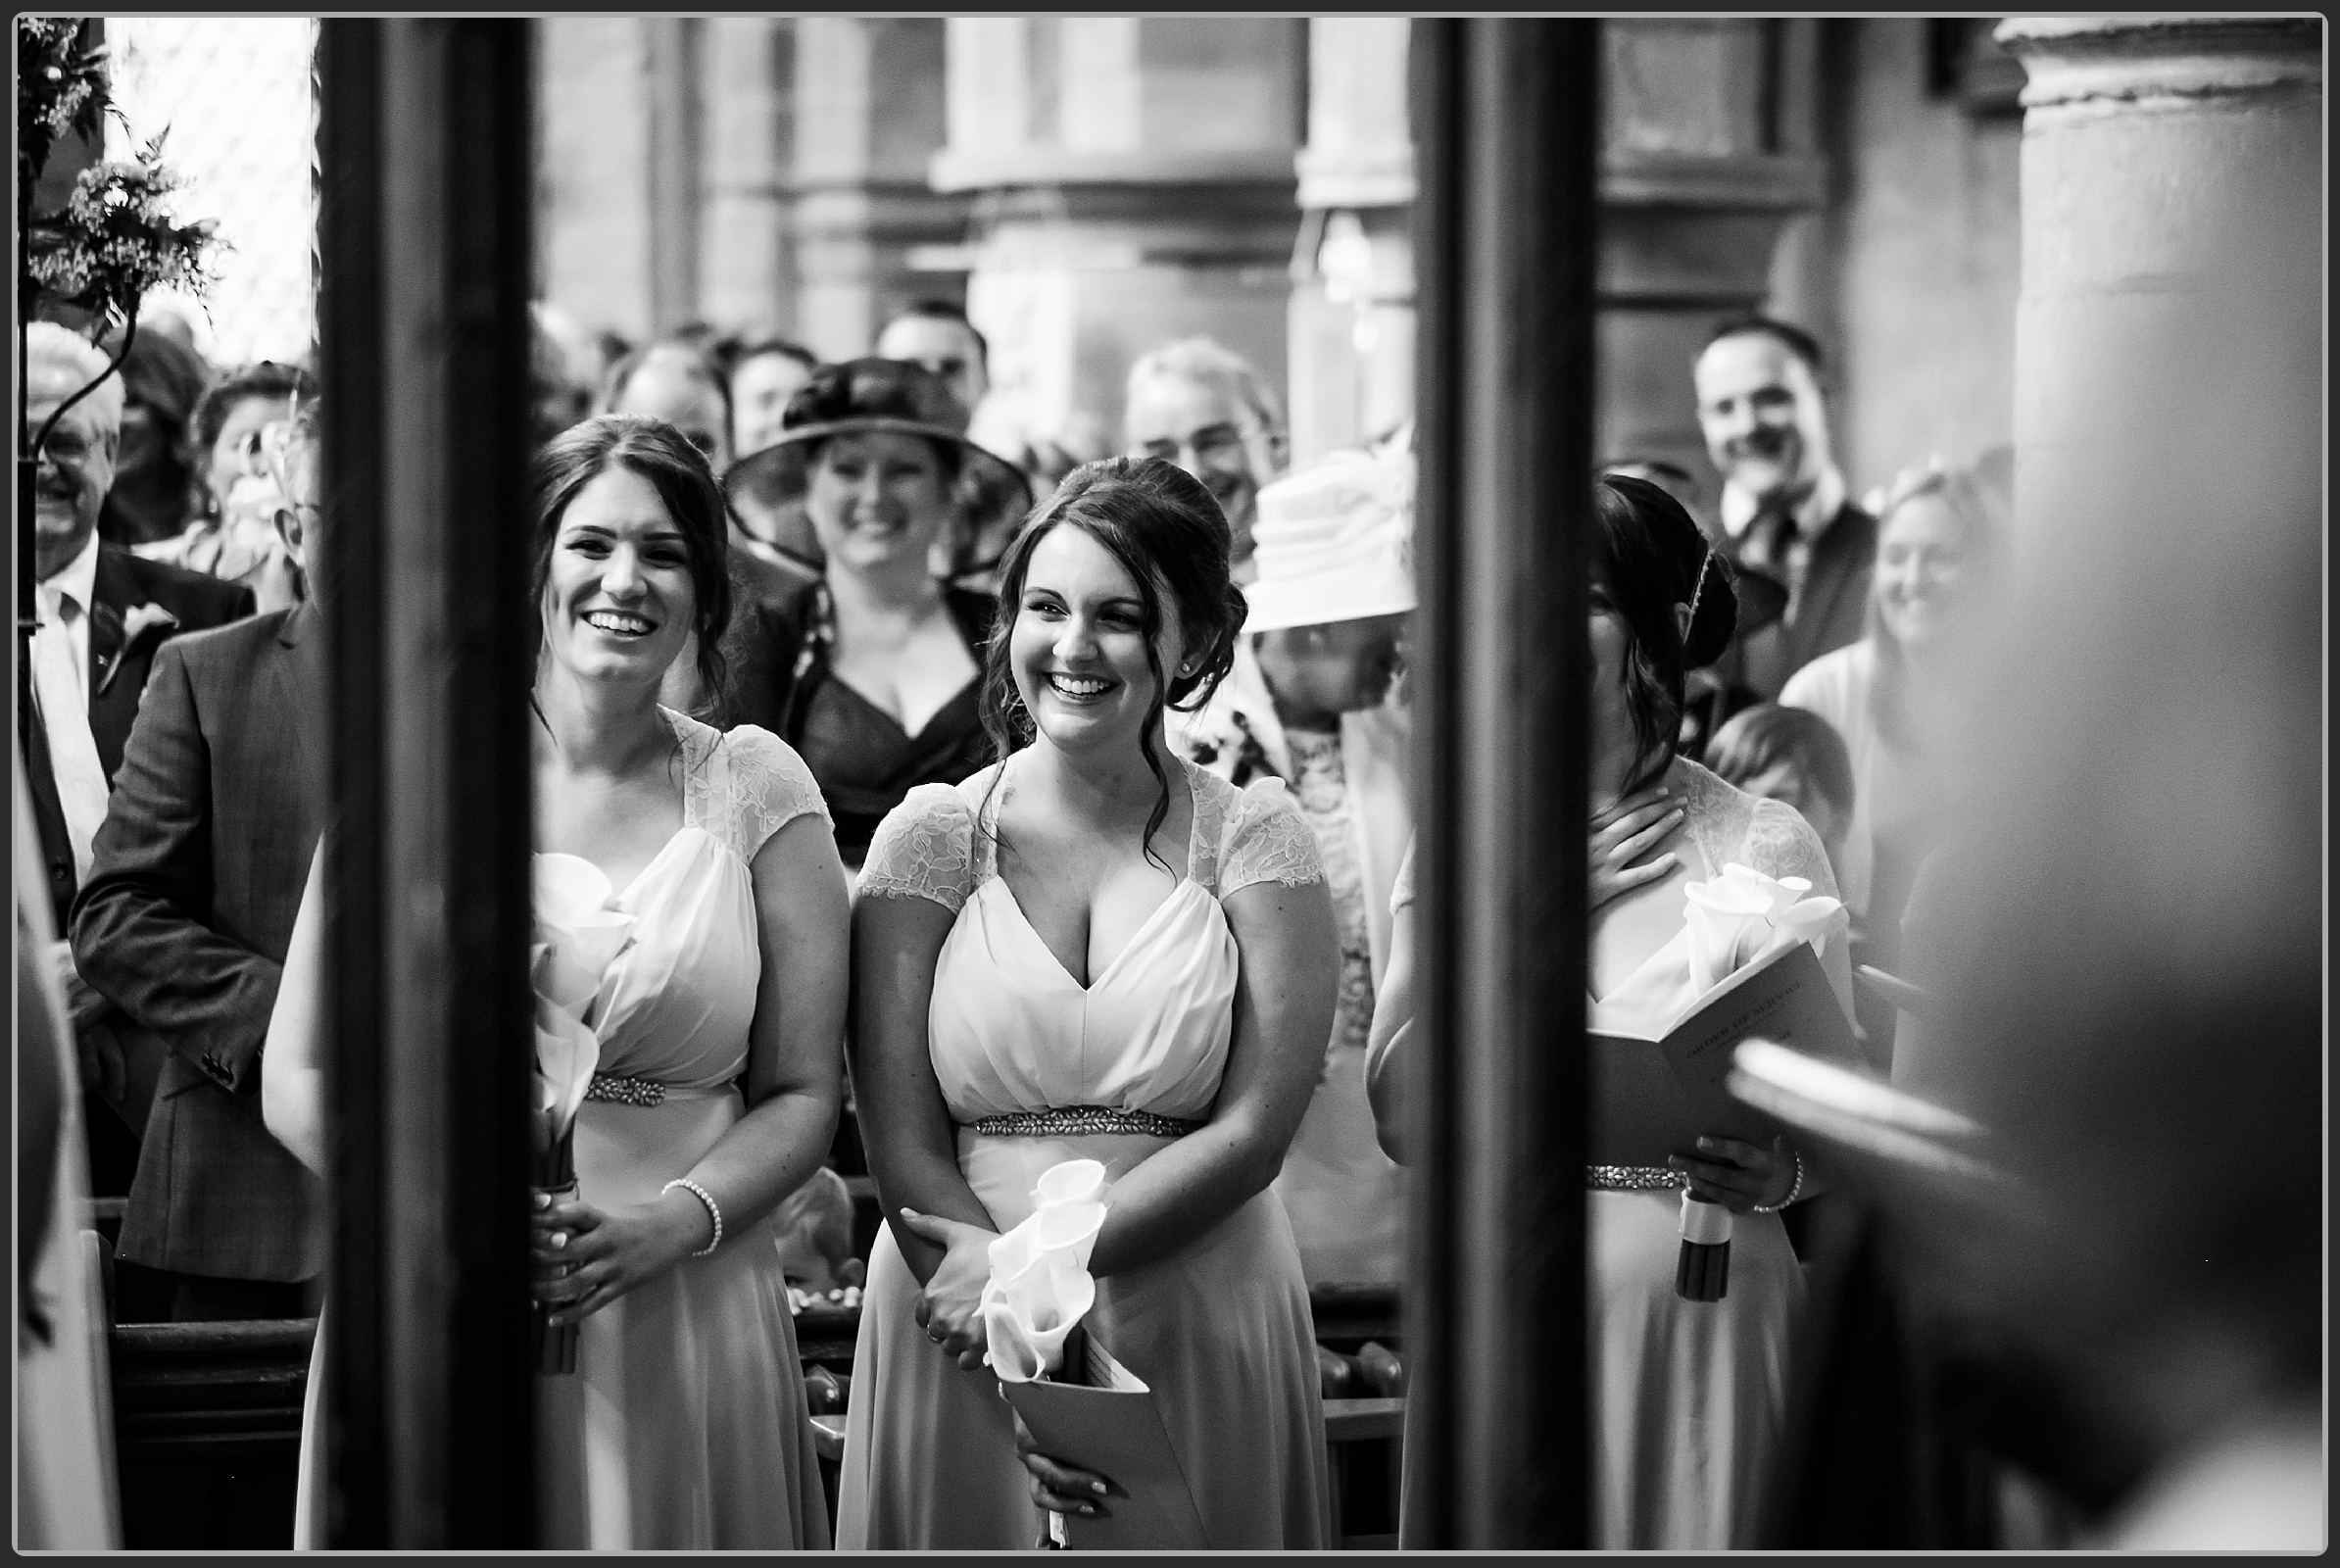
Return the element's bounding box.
[1588,938,1858,1167]
[1000,1333,1209,1549]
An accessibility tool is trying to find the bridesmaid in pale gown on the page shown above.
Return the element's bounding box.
[1578,472,1855,1548]
[266,415,850,1548]
[836,456,1339,1548]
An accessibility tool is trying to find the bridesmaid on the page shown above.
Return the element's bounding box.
[835,456,1339,1548]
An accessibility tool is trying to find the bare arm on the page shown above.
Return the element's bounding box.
[1083,874,1338,1279]
[849,890,999,1282]
[539,813,850,1324]
[260,845,328,1176]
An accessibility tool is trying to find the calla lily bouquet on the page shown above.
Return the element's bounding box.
[1682,861,1849,1000]
[530,853,635,1372]
[982,1159,1109,1384]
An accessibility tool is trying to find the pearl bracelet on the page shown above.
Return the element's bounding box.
[1751,1151,1805,1214]
[661,1177,723,1256]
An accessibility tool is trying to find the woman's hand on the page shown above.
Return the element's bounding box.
[1011,1405,1125,1520]
[1589,786,1684,909]
[897,1207,999,1370]
[1668,1133,1796,1215]
[532,1188,708,1327]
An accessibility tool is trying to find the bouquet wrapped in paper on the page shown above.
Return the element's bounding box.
[980,1159,1109,1384]
[530,853,635,1372]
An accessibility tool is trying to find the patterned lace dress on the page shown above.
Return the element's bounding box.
[1270,727,1405,1286]
[834,759,1334,1549]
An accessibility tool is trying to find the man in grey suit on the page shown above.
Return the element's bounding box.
[72,403,328,1321]
[1692,317,1878,702]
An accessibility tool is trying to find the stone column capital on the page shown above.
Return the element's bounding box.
[1995,16,2321,118]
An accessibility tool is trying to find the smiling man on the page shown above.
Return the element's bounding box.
[1691,317,1877,700]
[1124,338,1289,584]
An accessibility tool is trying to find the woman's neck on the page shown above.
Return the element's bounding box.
[825,556,945,627]
[533,663,667,776]
[1017,734,1173,834]
[1589,730,1667,816]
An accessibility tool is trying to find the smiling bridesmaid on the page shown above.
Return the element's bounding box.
[835,456,1338,1549]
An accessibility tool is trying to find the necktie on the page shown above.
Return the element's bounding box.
[30,583,112,884]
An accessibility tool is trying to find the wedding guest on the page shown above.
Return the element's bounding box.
[1692,318,1877,701]
[725,333,819,465]
[1173,448,1413,1289]
[836,456,1337,1548]
[1579,472,1853,1548]
[1703,701,1858,883]
[23,322,254,1203]
[1781,460,2004,1057]
[98,322,213,549]
[1123,337,1287,582]
[716,358,1032,867]
[141,359,316,611]
[69,393,324,1322]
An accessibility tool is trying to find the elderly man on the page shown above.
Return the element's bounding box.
[1692,316,1877,700]
[1173,448,1414,1288]
[1124,337,1289,583]
[71,401,329,1320]
[22,324,254,1196]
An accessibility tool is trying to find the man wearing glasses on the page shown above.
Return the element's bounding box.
[1123,337,1290,583]
[21,323,255,1198]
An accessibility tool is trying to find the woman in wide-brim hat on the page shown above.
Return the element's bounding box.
[717,359,1035,868]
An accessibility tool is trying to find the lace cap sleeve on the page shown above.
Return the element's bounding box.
[1740,797,1843,904]
[1218,777,1328,897]
[857,783,977,913]
[716,725,832,861]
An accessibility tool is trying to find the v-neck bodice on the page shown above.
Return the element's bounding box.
[857,757,1330,1126]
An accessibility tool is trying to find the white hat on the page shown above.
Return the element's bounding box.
[1243,448,1417,633]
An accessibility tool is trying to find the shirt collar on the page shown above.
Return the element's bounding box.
[1720,464,1847,544]
[43,528,102,617]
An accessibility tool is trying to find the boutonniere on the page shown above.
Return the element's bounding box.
[96,602,182,696]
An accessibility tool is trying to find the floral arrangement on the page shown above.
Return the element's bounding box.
[528,853,636,1372]
[981,1159,1109,1383]
[1682,860,1848,998]
[17,17,224,466]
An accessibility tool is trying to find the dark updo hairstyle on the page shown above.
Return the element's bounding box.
[1593,472,1740,796]
[529,415,735,714]
[979,455,1249,861]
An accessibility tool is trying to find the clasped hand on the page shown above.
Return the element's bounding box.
[532,1190,705,1326]
[897,1207,997,1371]
[1668,1133,1796,1214]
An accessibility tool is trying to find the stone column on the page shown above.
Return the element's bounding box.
[536,19,658,339]
[934,17,1306,449]
[697,17,794,333]
[1290,18,1418,463]
[789,18,967,363]
[1996,17,2319,563]
[1596,19,1828,517]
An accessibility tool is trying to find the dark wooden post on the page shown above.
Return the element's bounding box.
[1407,18,1600,1549]
[316,18,538,1547]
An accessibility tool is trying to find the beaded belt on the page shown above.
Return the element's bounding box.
[584,1072,666,1108]
[965,1106,1206,1140]
[1585,1164,1685,1192]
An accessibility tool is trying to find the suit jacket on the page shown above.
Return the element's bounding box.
[1717,501,1878,703]
[19,544,254,929]
[69,603,326,1284]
